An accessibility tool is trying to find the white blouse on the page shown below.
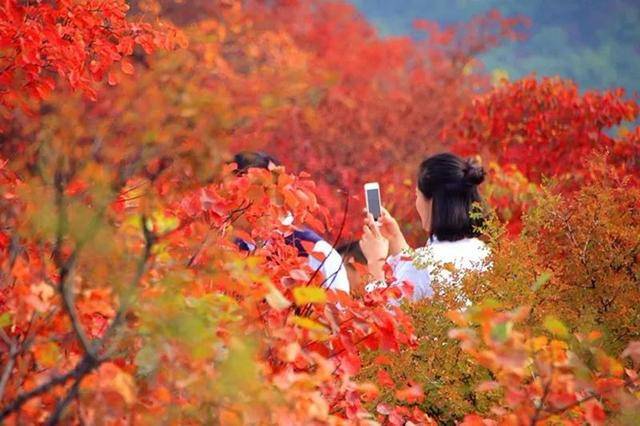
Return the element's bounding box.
[308,239,351,294]
[367,237,490,301]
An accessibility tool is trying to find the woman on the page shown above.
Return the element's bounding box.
[359,152,490,301]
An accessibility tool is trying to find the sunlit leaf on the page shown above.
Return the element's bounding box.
[0,312,12,328]
[543,315,569,338]
[293,287,326,305]
[290,315,327,332]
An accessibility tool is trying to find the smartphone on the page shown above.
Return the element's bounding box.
[364,182,382,220]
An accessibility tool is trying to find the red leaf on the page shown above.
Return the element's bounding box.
[121,59,135,75]
[395,383,424,403]
[374,354,393,366]
[339,351,361,375]
[584,400,606,425]
[460,414,488,426]
[376,369,394,387]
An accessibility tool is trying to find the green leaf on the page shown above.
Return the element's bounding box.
[293,287,327,305]
[480,298,502,309]
[532,271,552,291]
[217,338,260,396]
[135,344,159,376]
[490,322,512,343]
[544,315,569,338]
[0,312,12,328]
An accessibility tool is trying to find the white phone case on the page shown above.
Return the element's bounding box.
[364,182,381,219]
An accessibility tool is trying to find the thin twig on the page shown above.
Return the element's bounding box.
[187,201,252,267]
[328,332,375,359]
[307,190,350,289]
[536,376,640,422]
[530,375,553,425]
[298,190,350,318]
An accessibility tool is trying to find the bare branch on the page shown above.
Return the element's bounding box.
[0,354,98,421]
[57,252,96,359]
[98,215,155,352]
[44,377,81,426]
[52,167,96,359]
[537,376,640,422]
[0,312,52,403]
[1,159,154,421]
[0,214,155,421]
[530,374,553,425]
[0,330,18,402]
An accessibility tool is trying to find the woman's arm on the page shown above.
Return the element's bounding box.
[359,212,389,281]
[378,208,410,256]
[359,212,432,301]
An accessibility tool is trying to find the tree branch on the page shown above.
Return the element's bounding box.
[0,330,18,402]
[99,215,155,351]
[530,375,553,425]
[0,214,156,422]
[0,354,98,421]
[53,167,96,359]
[44,377,81,426]
[537,375,640,422]
[57,252,96,359]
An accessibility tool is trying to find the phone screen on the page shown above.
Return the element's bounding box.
[366,187,381,220]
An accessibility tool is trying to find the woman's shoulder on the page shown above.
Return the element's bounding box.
[390,237,490,270]
[429,237,490,264]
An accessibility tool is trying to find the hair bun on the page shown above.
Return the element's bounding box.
[463,160,485,185]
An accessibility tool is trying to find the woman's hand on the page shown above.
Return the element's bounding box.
[359,213,389,281]
[368,207,409,256]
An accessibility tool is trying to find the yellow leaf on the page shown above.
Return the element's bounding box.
[112,369,136,405]
[33,341,61,368]
[293,287,327,305]
[442,262,457,273]
[532,336,548,351]
[491,68,510,86]
[290,315,327,332]
[543,315,569,338]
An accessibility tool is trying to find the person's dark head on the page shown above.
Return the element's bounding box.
[337,241,367,265]
[231,151,280,175]
[337,241,367,295]
[416,152,486,241]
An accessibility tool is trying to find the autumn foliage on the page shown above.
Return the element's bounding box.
[1,0,640,424]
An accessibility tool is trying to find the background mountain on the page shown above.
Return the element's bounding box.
[351,0,640,94]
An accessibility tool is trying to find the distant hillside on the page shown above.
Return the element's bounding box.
[351,0,640,94]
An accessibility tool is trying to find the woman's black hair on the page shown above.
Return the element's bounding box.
[417,152,486,241]
[231,151,281,174]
